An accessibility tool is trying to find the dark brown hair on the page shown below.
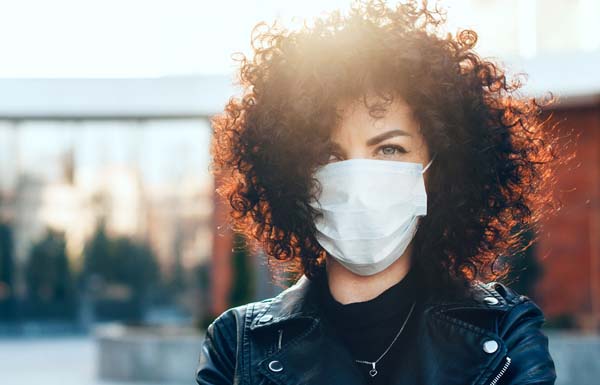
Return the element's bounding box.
[209,0,565,299]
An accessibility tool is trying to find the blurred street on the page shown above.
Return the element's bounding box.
[0,335,193,385]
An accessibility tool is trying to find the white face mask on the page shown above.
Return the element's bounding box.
[308,156,435,276]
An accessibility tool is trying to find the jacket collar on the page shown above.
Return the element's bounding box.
[249,274,510,332]
[249,275,321,331]
[250,274,513,385]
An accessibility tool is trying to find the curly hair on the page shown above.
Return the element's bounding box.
[209,0,565,300]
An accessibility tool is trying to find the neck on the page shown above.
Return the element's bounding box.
[325,244,413,304]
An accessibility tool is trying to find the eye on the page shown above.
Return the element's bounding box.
[327,147,345,162]
[376,144,407,157]
[328,152,344,162]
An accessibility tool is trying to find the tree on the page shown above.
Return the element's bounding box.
[24,229,77,319]
[81,221,111,281]
[0,222,16,320]
[505,228,543,299]
[111,236,160,300]
[228,232,255,308]
[81,222,161,323]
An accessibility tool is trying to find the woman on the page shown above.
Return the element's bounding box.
[197,1,561,384]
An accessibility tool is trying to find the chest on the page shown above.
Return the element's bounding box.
[241,307,510,385]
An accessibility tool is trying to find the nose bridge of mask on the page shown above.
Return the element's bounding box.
[348,165,416,209]
[314,203,418,240]
[311,159,424,209]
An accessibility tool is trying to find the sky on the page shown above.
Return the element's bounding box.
[3,0,590,78]
[0,0,355,77]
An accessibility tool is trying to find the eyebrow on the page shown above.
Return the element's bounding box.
[366,129,411,146]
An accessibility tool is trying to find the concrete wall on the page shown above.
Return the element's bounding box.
[95,324,204,384]
[548,331,600,385]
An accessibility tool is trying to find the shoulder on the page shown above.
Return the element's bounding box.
[427,279,534,313]
[473,280,549,327]
[452,279,541,311]
[477,280,531,306]
[196,298,275,385]
[476,280,551,338]
[203,298,273,348]
[430,279,550,334]
[207,296,277,339]
[470,280,533,308]
[477,281,550,336]
[478,282,557,383]
[473,280,550,327]
[448,281,557,383]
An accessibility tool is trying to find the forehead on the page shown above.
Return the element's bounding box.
[333,94,419,135]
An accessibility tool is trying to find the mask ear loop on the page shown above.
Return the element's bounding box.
[421,153,437,174]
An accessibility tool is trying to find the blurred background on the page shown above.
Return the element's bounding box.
[0,1,598,384]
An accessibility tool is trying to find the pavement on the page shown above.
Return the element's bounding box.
[0,336,188,385]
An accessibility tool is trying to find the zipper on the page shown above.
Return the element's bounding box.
[277,328,283,351]
[488,356,511,385]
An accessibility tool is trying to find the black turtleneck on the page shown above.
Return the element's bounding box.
[316,267,420,384]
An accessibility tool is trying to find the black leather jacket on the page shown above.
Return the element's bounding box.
[196,275,557,385]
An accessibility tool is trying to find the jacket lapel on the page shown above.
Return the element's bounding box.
[256,319,367,385]
[249,275,366,385]
[249,275,510,385]
[386,302,508,385]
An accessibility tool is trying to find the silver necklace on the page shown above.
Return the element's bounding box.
[354,301,416,378]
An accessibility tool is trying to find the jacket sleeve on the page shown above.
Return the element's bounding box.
[195,309,238,385]
[497,291,557,385]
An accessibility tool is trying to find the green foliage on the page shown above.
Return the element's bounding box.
[228,232,255,308]
[0,223,14,289]
[26,229,73,302]
[506,228,542,299]
[80,222,161,322]
[82,222,160,292]
[544,313,577,329]
[24,228,77,319]
[0,222,16,319]
[82,222,111,280]
[110,237,160,293]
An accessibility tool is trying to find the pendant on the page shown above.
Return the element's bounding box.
[369,363,378,377]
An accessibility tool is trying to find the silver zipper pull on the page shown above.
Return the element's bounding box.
[489,356,511,385]
[277,329,283,351]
